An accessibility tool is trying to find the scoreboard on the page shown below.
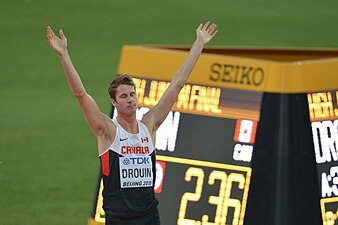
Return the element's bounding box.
[308,90,338,224]
[91,77,263,225]
[88,45,338,225]
[132,78,262,225]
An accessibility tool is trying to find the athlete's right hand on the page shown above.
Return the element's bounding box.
[46,26,68,56]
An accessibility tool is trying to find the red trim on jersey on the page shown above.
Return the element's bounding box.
[101,151,110,176]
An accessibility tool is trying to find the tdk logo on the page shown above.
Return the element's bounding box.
[123,157,150,165]
[123,158,130,165]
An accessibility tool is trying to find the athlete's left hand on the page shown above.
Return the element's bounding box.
[196,21,218,45]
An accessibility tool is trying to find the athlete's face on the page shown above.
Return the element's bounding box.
[113,84,138,115]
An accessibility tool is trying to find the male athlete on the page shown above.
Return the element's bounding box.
[46,21,218,225]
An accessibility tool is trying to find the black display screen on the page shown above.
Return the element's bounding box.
[155,113,254,225]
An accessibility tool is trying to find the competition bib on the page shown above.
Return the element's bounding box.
[119,156,153,188]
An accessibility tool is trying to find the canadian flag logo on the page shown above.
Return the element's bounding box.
[234,119,257,144]
[141,137,149,143]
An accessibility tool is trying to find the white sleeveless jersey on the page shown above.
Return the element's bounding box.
[99,119,158,218]
[100,118,156,189]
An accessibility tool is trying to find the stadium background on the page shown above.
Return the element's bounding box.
[1,0,338,224]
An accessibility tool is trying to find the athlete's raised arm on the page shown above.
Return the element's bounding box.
[143,21,218,132]
[46,26,115,148]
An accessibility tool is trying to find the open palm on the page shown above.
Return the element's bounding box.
[46,26,67,55]
[196,21,218,45]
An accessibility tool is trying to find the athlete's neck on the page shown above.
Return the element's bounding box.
[117,115,138,134]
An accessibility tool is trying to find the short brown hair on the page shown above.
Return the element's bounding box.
[108,74,135,100]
